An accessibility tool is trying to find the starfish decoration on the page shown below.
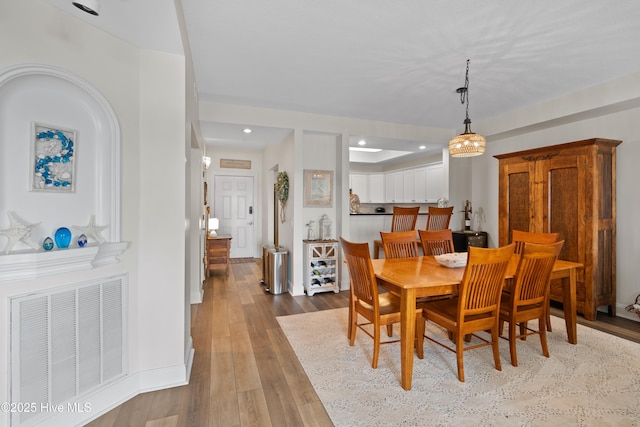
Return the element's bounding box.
[0,211,41,254]
[72,215,108,243]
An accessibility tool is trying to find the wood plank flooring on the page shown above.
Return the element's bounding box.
[86,260,640,426]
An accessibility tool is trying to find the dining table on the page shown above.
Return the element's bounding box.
[371,254,583,391]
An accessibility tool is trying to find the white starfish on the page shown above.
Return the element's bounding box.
[72,215,108,243]
[0,211,41,254]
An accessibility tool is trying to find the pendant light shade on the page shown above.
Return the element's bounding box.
[72,0,100,16]
[449,60,485,157]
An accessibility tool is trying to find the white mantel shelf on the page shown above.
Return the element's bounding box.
[0,242,128,283]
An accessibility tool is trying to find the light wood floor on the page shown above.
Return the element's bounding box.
[86,260,640,426]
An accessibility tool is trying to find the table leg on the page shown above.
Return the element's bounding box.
[563,268,578,344]
[400,288,417,390]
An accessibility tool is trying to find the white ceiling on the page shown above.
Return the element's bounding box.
[45,0,640,162]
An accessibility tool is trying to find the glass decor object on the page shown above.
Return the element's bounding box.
[43,236,54,251]
[77,234,88,247]
[54,227,72,249]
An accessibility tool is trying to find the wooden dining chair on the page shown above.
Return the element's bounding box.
[340,237,422,369]
[373,206,420,258]
[380,230,420,259]
[511,229,560,254]
[425,206,454,231]
[499,240,564,367]
[510,229,560,331]
[418,229,455,256]
[416,243,516,382]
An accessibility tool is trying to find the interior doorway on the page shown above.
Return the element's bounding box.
[213,175,255,258]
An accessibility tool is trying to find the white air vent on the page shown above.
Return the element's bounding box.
[10,274,128,426]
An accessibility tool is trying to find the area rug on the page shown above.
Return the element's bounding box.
[277,308,640,426]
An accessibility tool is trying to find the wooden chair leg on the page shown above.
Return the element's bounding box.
[372,322,381,368]
[539,317,550,357]
[546,304,552,332]
[491,325,502,372]
[455,332,465,382]
[509,320,518,367]
[416,318,425,359]
[386,324,393,337]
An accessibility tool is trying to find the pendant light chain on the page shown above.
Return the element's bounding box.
[448,59,486,157]
[460,59,471,126]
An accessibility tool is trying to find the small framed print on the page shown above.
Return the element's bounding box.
[304,169,333,207]
[30,123,77,193]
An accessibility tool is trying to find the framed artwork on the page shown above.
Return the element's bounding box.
[304,169,333,207]
[30,123,77,192]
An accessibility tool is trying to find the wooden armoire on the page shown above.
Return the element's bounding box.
[495,138,621,321]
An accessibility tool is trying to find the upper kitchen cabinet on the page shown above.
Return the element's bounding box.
[425,163,446,202]
[495,138,621,321]
[350,160,448,205]
[350,173,384,203]
[384,171,404,203]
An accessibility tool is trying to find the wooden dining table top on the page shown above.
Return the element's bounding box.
[371,254,581,293]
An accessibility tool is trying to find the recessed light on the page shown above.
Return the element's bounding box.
[349,147,382,153]
[243,128,252,134]
[358,139,366,146]
[419,145,426,150]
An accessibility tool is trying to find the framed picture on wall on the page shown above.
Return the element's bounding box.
[30,122,77,193]
[304,169,333,207]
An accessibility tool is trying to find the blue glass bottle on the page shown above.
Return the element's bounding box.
[54,227,72,249]
[43,237,54,251]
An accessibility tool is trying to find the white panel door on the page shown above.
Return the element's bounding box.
[213,175,255,258]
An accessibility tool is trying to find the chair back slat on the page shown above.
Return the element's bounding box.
[418,229,454,256]
[511,229,560,255]
[513,241,565,306]
[390,206,420,232]
[458,244,515,318]
[380,231,420,259]
[340,238,378,307]
[425,206,454,230]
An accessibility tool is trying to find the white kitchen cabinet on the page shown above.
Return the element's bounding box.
[425,163,445,202]
[350,173,369,203]
[385,171,404,203]
[403,167,428,203]
[368,174,385,203]
[350,173,384,203]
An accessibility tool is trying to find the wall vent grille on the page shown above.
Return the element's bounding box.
[10,274,128,426]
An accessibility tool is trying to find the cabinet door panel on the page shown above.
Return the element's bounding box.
[499,161,533,245]
[548,163,580,263]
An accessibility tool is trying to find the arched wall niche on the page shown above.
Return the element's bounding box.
[0,63,124,279]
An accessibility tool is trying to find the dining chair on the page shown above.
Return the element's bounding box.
[499,240,564,367]
[424,206,454,231]
[418,229,455,256]
[380,230,420,259]
[510,229,560,331]
[511,229,560,254]
[373,206,420,258]
[340,237,422,369]
[416,243,516,382]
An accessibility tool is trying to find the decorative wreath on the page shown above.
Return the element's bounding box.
[275,171,289,222]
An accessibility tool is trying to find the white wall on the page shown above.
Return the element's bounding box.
[0,1,194,425]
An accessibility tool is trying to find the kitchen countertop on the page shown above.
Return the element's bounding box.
[350,212,429,215]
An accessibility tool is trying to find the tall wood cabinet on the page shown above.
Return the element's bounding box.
[495,138,621,321]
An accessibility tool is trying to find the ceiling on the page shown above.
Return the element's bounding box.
[45,0,640,163]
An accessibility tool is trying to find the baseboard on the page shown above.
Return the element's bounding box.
[31,354,194,427]
[613,303,640,323]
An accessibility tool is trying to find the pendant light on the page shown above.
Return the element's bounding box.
[449,59,486,157]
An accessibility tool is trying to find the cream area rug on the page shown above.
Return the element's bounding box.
[277,308,640,427]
